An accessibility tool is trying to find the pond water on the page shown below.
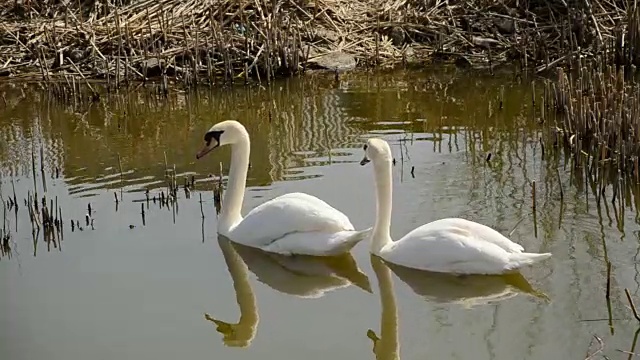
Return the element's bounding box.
[1,68,640,360]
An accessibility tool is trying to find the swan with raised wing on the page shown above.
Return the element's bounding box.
[195,120,371,256]
[359,138,552,275]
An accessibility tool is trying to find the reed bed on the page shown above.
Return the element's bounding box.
[539,57,640,214]
[0,0,639,88]
[0,146,211,259]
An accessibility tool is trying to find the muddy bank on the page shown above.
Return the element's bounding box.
[0,0,638,87]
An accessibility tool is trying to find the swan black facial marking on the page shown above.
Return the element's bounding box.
[204,130,224,147]
[363,144,368,151]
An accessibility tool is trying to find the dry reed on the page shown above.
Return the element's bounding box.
[0,0,638,87]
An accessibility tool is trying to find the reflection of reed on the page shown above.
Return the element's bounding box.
[206,236,371,347]
[0,72,533,198]
[266,87,367,182]
[0,84,279,196]
[0,110,65,180]
[0,78,368,197]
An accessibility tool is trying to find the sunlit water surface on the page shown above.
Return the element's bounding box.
[2,68,640,360]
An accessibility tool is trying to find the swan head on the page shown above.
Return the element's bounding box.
[196,120,249,160]
[360,138,392,166]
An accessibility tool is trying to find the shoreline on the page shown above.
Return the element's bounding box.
[0,0,638,88]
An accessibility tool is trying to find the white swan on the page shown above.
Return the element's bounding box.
[195,120,371,256]
[359,138,552,275]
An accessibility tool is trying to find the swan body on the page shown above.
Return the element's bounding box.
[195,120,370,256]
[228,192,369,256]
[360,138,551,275]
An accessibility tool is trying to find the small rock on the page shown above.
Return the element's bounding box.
[139,58,165,77]
[404,45,416,63]
[454,55,472,68]
[68,49,84,62]
[309,51,356,72]
[494,18,515,34]
[472,36,500,49]
[390,27,405,47]
[314,28,339,43]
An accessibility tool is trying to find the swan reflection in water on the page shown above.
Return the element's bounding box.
[205,235,372,347]
[367,256,549,360]
[385,260,549,308]
[368,256,400,360]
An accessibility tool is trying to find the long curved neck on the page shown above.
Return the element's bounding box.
[371,158,393,255]
[219,134,250,233]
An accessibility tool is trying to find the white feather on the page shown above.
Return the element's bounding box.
[382,218,548,274]
[362,138,551,275]
[197,121,370,256]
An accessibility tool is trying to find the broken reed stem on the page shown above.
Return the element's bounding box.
[199,193,204,219]
[532,180,538,237]
[606,260,612,299]
[556,167,564,201]
[164,151,169,178]
[117,154,123,200]
[626,288,640,322]
[10,179,18,214]
[40,145,47,193]
[31,146,37,192]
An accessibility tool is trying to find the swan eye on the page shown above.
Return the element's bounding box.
[363,144,368,151]
[204,130,224,146]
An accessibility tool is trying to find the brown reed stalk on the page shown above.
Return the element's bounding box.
[626,288,640,322]
[0,0,637,87]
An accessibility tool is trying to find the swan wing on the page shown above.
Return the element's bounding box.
[426,218,525,253]
[229,192,355,247]
[383,221,513,275]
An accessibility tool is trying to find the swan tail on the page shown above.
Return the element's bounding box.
[329,227,373,254]
[505,252,552,270]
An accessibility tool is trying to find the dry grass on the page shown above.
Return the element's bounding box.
[540,59,640,217]
[0,0,637,87]
[541,1,640,179]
